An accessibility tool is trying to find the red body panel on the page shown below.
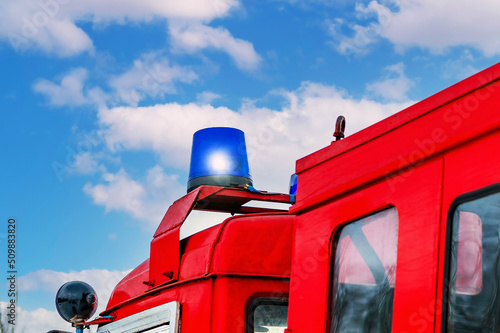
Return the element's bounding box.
[103,208,293,332]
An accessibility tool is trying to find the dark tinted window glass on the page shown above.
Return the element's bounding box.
[447,192,500,331]
[248,298,288,333]
[330,207,398,333]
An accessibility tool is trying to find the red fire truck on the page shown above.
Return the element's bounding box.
[50,62,500,333]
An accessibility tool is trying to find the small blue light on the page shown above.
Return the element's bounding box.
[187,127,252,192]
[289,173,298,199]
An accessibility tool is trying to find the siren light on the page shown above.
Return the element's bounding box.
[187,127,252,192]
[289,173,298,196]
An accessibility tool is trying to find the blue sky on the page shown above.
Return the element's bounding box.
[1,0,500,331]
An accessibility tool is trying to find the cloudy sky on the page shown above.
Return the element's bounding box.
[1,0,500,331]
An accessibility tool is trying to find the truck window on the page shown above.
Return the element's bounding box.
[445,191,500,331]
[247,298,288,333]
[329,207,398,333]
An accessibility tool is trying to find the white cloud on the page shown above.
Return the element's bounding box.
[97,103,235,168]
[19,268,131,301]
[109,52,198,106]
[83,163,232,235]
[6,16,94,57]
[381,0,500,56]
[326,2,392,56]
[366,62,414,101]
[33,68,90,107]
[71,152,106,175]
[12,268,131,333]
[169,22,262,71]
[50,128,112,181]
[330,0,500,57]
[0,0,239,57]
[83,166,185,227]
[1,302,72,333]
[441,50,479,80]
[196,91,221,105]
[84,169,147,218]
[34,53,198,108]
[327,21,379,56]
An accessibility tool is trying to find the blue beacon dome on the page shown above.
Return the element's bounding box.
[187,127,253,192]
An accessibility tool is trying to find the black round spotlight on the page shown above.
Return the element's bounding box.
[55,281,98,323]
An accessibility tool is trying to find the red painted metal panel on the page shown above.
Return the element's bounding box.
[178,224,221,280]
[105,259,149,310]
[104,213,293,327]
[436,129,500,331]
[154,186,291,238]
[150,188,204,288]
[149,186,291,289]
[154,188,202,237]
[197,186,291,204]
[106,226,221,312]
[103,278,214,331]
[211,276,289,333]
[287,159,443,333]
[211,214,294,276]
[392,161,443,333]
[149,228,181,286]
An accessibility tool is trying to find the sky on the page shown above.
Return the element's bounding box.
[1,0,500,331]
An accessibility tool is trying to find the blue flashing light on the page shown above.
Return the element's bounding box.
[289,173,298,194]
[187,127,252,192]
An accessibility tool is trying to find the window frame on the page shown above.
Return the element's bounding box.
[246,297,288,333]
[441,183,500,332]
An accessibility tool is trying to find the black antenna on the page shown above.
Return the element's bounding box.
[333,116,346,141]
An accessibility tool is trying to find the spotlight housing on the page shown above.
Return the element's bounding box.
[55,281,98,324]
